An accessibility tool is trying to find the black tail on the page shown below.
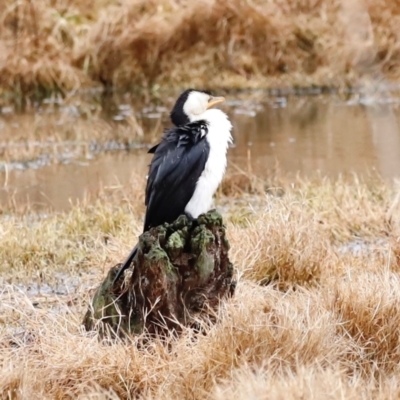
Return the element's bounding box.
[113,244,138,285]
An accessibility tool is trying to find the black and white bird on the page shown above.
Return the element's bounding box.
[114,89,233,283]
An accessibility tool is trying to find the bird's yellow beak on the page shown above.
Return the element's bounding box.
[207,96,225,109]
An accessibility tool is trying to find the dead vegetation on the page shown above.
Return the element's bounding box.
[2,173,400,398]
[1,0,400,95]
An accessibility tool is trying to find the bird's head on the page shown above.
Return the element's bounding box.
[170,89,225,126]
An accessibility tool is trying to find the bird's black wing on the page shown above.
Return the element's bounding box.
[143,121,209,231]
[148,144,159,154]
[114,121,208,284]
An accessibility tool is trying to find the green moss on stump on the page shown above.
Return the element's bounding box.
[83,210,235,338]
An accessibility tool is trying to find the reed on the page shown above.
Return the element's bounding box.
[1,0,400,95]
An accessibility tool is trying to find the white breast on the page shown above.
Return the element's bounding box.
[185,109,233,218]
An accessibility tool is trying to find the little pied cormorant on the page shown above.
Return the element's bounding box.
[114,89,233,283]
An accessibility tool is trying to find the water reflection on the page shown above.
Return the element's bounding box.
[230,97,400,177]
[0,153,149,211]
[2,95,400,211]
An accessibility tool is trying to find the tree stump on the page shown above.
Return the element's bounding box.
[83,210,235,338]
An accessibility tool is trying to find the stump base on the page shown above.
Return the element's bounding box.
[83,210,235,338]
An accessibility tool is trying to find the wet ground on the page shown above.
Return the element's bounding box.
[2,91,400,211]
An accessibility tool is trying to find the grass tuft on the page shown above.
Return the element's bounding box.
[2,172,400,397]
[229,197,330,287]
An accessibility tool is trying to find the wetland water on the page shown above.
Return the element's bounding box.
[2,93,400,211]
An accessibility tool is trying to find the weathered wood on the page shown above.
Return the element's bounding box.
[83,210,235,338]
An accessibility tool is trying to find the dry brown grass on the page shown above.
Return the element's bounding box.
[2,173,400,398]
[1,0,400,95]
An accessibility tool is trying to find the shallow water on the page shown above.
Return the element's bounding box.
[2,93,400,211]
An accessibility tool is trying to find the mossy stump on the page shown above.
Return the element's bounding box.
[83,210,235,338]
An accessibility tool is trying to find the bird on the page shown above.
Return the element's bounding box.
[113,89,233,283]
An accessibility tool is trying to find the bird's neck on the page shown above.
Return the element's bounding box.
[191,109,233,145]
[170,110,190,126]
